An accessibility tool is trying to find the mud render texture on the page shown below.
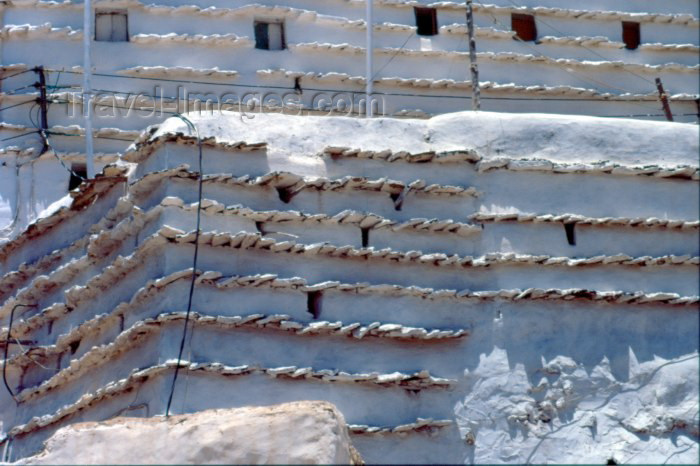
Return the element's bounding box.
[0,111,698,464]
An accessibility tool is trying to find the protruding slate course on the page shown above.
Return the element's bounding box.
[0,111,698,464]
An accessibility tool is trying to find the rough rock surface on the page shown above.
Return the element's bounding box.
[14,402,362,465]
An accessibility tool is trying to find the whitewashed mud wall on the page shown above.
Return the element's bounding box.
[0,111,698,464]
[0,0,698,238]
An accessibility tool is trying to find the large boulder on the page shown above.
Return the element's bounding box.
[16,401,363,464]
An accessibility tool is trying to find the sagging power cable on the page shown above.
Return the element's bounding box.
[164,113,203,418]
[474,0,664,113]
[0,131,39,142]
[0,100,35,113]
[27,67,87,182]
[0,69,32,82]
[502,0,656,86]
[3,304,37,403]
[44,68,675,103]
[40,130,86,183]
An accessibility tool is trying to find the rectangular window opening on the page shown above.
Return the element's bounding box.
[414,7,438,36]
[622,21,640,50]
[68,163,87,191]
[255,20,286,50]
[95,10,129,42]
[511,13,537,42]
[307,291,323,319]
[564,223,576,246]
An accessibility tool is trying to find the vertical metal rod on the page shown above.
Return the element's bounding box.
[83,0,95,178]
[365,0,374,117]
[466,0,480,111]
[655,78,673,122]
[37,67,48,153]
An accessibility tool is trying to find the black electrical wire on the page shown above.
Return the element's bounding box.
[164,113,203,418]
[49,70,62,95]
[0,69,32,82]
[40,130,87,182]
[2,84,39,96]
[600,112,698,118]
[53,87,696,128]
[46,130,135,142]
[45,68,686,103]
[501,0,656,86]
[28,102,41,131]
[20,78,82,181]
[473,0,665,113]
[3,304,37,403]
[90,135,137,142]
[0,100,35,113]
[371,32,416,82]
[40,95,700,121]
[24,80,87,182]
[0,131,39,142]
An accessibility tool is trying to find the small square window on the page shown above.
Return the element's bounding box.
[95,10,128,42]
[511,13,537,41]
[414,7,438,36]
[622,21,640,49]
[254,21,286,50]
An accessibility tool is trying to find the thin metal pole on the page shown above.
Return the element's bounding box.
[83,0,95,178]
[466,0,480,111]
[37,67,49,154]
[365,0,374,117]
[655,78,674,122]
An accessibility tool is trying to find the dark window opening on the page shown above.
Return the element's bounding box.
[622,21,640,49]
[95,10,129,42]
[307,291,322,319]
[361,227,370,248]
[255,21,286,50]
[68,163,87,191]
[564,223,576,246]
[511,13,537,41]
[255,221,267,235]
[414,7,438,36]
